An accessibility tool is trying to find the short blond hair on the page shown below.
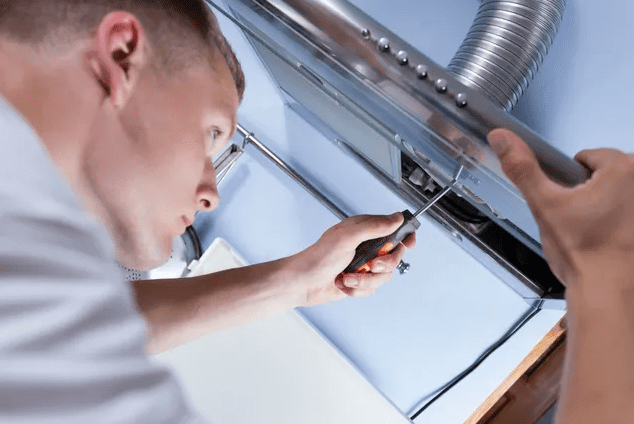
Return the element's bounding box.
[0,0,245,100]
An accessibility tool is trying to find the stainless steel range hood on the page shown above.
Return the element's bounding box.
[214,0,587,309]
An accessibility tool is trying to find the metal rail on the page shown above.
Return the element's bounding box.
[232,124,410,274]
[236,124,348,220]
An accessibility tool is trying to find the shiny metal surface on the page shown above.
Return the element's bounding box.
[335,131,564,306]
[377,37,390,52]
[455,92,468,108]
[435,78,449,93]
[221,0,588,251]
[395,50,408,65]
[217,0,581,307]
[448,0,566,111]
[412,165,463,219]
[213,143,244,185]
[415,64,428,79]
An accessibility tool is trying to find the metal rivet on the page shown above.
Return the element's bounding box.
[415,64,428,79]
[435,78,448,93]
[361,29,371,39]
[456,92,468,107]
[396,50,408,65]
[377,37,390,52]
[394,134,403,143]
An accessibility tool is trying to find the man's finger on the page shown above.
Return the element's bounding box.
[369,243,406,273]
[346,288,377,298]
[337,212,404,248]
[338,271,391,295]
[574,148,624,172]
[488,128,558,206]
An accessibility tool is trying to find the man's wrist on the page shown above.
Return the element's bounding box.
[566,250,634,284]
[565,253,634,310]
[270,254,310,309]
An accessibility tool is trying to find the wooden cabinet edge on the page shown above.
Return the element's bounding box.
[464,317,567,424]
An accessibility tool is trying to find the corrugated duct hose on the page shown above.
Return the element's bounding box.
[448,0,566,111]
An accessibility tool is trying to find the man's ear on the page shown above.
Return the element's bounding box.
[88,11,148,108]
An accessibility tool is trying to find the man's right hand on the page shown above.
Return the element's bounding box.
[489,128,634,424]
[488,128,634,288]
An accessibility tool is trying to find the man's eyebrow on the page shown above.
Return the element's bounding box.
[226,116,237,140]
[221,116,238,140]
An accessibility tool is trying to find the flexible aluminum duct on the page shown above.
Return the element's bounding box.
[448,0,566,111]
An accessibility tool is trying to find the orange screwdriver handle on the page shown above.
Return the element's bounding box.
[343,210,420,274]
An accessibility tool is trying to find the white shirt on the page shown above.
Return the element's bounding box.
[0,95,207,424]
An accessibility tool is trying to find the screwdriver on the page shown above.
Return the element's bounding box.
[343,166,463,274]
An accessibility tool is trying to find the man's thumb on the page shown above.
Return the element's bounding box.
[488,129,550,202]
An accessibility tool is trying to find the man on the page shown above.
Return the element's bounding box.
[0,1,413,422]
[0,1,632,424]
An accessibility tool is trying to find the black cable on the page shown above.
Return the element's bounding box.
[182,225,203,263]
[410,306,541,420]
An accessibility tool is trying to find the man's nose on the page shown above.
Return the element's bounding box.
[196,159,219,212]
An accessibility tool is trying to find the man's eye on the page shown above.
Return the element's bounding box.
[211,129,220,142]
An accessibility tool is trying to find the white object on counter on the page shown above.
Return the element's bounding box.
[154,238,412,424]
[187,238,247,277]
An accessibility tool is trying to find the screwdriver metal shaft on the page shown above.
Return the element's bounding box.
[411,165,464,218]
[343,165,464,274]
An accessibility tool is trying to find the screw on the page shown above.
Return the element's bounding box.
[397,261,410,274]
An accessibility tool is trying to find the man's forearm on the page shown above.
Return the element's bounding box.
[132,213,413,354]
[132,256,304,353]
[557,265,634,424]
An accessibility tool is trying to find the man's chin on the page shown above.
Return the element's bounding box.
[115,241,173,272]
[117,255,167,272]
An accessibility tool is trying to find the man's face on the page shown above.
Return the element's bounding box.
[85,62,239,270]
